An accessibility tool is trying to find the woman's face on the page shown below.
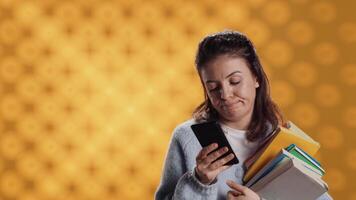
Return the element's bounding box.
[200,55,259,127]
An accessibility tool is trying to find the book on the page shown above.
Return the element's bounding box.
[245,144,295,188]
[245,146,323,188]
[249,149,328,200]
[243,121,320,182]
[288,144,325,175]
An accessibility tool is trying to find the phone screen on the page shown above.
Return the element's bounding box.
[191,121,239,165]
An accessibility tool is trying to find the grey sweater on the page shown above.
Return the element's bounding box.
[155,119,333,200]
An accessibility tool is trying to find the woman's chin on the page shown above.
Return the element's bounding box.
[221,111,243,121]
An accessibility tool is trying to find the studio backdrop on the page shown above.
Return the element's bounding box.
[0,0,355,199]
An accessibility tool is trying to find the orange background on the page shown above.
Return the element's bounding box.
[0,0,355,199]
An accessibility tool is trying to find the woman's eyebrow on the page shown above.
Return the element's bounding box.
[205,70,242,83]
[226,70,242,78]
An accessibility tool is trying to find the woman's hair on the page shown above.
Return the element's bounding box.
[192,30,286,142]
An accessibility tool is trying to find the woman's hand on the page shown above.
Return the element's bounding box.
[195,143,235,185]
[226,180,261,200]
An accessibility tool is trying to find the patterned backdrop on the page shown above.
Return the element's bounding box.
[0,0,355,199]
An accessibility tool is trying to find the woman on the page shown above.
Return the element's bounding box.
[155,31,332,200]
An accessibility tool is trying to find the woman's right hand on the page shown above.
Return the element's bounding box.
[195,143,235,185]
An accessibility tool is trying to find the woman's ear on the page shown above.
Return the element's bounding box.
[255,79,260,88]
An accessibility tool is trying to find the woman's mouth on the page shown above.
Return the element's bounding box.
[221,101,242,109]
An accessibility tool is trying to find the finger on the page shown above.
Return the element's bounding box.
[226,180,247,194]
[199,143,219,158]
[203,147,229,164]
[196,143,219,165]
[209,153,235,170]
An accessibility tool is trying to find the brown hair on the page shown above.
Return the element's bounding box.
[192,30,286,142]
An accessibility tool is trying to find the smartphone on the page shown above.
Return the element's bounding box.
[191,121,239,165]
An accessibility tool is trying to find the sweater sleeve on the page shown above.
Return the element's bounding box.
[316,192,333,200]
[155,129,218,200]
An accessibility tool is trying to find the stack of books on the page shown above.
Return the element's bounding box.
[243,122,329,200]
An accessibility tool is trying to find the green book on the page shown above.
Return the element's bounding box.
[288,144,325,176]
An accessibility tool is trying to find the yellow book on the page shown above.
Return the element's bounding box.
[243,121,320,183]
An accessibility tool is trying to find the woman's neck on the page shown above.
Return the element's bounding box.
[218,113,252,131]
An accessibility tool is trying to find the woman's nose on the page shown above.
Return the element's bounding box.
[220,85,233,100]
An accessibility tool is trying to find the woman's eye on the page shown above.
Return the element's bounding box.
[209,87,219,92]
[231,81,240,85]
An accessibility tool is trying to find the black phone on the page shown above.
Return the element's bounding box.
[191,121,239,165]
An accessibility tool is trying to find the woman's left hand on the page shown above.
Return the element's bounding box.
[226,180,261,200]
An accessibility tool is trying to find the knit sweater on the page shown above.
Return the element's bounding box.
[155,119,333,200]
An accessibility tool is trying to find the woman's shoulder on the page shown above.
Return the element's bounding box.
[171,118,199,143]
[172,119,197,135]
[174,118,197,130]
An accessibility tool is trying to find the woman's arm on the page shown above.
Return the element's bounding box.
[154,128,218,200]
